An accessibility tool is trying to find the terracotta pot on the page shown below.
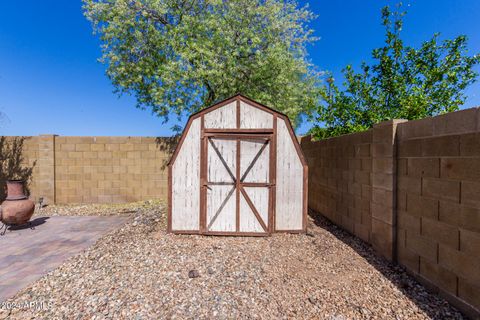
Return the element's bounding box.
[0,180,35,225]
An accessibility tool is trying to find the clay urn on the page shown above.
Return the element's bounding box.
[0,180,35,225]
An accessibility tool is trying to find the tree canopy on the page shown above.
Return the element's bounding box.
[83,0,321,128]
[309,4,480,139]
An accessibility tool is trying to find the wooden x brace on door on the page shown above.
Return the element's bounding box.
[206,137,270,233]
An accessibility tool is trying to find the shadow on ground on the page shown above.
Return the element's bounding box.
[308,209,463,320]
[7,217,50,231]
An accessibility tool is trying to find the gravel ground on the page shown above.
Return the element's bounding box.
[1,203,463,319]
[33,200,163,217]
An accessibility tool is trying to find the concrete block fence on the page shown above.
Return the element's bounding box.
[0,135,173,205]
[300,107,480,318]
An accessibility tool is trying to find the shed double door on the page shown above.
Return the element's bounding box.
[202,134,274,235]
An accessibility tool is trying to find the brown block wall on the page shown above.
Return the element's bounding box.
[301,107,480,317]
[37,135,56,204]
[0,135,173,204]
[301,120,403,259]
[396,108,480,316]
[54,136,170,204]
[301,129,374,244]
[370,120,406,260]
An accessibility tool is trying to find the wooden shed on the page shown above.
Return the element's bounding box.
[168,94,307,236]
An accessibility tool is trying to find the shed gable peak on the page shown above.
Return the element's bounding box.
[198,95,278,118]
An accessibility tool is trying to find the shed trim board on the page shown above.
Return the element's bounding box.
[168,94,308,236]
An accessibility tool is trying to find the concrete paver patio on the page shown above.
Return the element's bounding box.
[0,215,128,302]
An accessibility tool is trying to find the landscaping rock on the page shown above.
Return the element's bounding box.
[188,270,200,279]
[0,204,465,319]
[207,267,215,275]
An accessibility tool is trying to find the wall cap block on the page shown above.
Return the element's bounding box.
[373,119,408,128]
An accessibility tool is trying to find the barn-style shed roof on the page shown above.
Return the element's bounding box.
[168,94,306,167]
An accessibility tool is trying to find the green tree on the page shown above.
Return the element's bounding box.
[309,3,480,139]
[83,0,321,127]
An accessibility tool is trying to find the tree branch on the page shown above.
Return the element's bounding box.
[128,1,169,25]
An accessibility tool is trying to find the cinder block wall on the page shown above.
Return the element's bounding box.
[396,108,480,315]
[301,130,374,243]
[300,107,480,317]
[0,135,173,204]
[55,136,171,204]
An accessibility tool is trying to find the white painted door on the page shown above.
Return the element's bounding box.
[204,136,271,234]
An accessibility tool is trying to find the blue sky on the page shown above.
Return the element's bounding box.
[0,1,479,136]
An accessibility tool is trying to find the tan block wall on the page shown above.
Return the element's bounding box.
[370,120,406,260]
[0,135,173,204]
[301,129,374,244]
[396,108,480,315]
[300,107,480,317]
[37,135,55,204]
[54,136,171,204]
